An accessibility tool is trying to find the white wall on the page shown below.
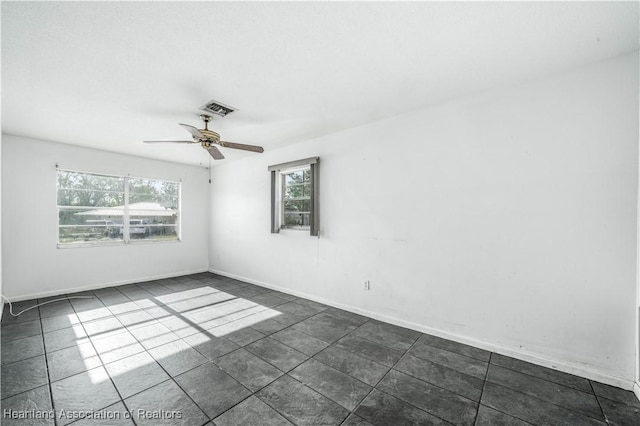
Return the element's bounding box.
[1,134,3,317]
[636,108,640,400]
[2,135,210,299]
[209,52,639,388]
[1,130,3,389]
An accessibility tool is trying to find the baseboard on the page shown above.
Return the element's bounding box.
[634,381,640,402]
[210,267,635,391]
[6,268,210,302]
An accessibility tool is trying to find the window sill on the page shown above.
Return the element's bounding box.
[276,228,319,238]
[57,238,181,249]
[280,227,310,232]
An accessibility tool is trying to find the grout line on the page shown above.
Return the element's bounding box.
[489,353,596,395]
[474,399,538,426]
[590,379,612,425]
[0,350,44,368]
[37,304,59,426]
[473,351,492,425]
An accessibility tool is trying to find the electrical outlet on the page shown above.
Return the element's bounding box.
[364,280,370,290]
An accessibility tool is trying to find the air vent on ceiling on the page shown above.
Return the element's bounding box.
[200,99,237,117]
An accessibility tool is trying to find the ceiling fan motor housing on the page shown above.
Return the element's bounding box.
[198,129,221,144]
[197,114,220,147]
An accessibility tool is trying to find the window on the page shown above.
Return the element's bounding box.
[268,157,319,236]
[57,169,180,246]
[282,168,311,228]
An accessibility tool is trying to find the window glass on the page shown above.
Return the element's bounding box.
[281,167,311,229]
[128,178,179,240]
[57,170,180,246]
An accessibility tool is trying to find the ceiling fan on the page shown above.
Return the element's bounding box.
[144,114,264,160]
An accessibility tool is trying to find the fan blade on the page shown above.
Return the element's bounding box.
[143,140,198,144]
[207,145,225,160]
[179,123,204,139]
[219,141,264,153]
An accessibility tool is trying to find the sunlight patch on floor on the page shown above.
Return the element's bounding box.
[81,295,281,383]
[210,308,281,337]
[154,287,221,305]
[166,291,236,313]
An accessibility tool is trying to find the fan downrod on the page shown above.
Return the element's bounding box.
[199,114,212,130]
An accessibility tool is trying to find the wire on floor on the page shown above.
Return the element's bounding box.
[0,294,95,317]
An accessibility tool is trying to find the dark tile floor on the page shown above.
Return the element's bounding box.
[1,272,638,425]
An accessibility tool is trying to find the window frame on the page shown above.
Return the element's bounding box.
[269,157,319,236]
[56,168,181,248]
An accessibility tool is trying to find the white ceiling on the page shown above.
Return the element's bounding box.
[2,1,638,167]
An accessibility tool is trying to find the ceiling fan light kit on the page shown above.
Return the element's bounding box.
[144,113,263,161]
